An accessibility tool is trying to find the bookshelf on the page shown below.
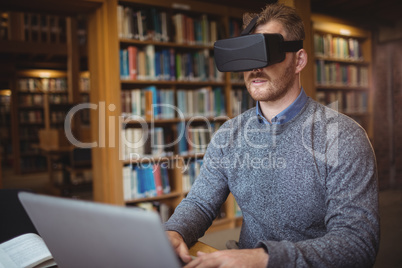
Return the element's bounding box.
[82,0,314,234]
[0,11,69,56]
[10,69,93,196]
[2,0,314,233]
[14,69,69,173]
[115,0,249,231]
[0,4,91,175]
[311,14,373,141]
[0,89,12,168]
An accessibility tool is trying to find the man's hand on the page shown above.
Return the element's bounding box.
[166,231,192,264]
[184,248,269,268]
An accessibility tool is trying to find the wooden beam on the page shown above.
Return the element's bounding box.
[87,0,124,205]
[66,17,80,104]
[0,40,67,55]
[9,70,20,174]
[311,0,402,27]
[0,0,102,16]
[7,12,24,41]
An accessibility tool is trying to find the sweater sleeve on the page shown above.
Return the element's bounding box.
[256,125,380,268]
[164,124,231,247]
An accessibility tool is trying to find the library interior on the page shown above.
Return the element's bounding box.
[0,0,401,267]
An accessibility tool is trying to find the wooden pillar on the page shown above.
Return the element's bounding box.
[66,17,81,105]
[8,12,24,41]
[87,0,124,205]
[43,93,50,129]
[66,17,81,139]
[10,71,20,174]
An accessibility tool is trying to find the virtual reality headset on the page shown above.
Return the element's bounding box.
[214,16,303,72]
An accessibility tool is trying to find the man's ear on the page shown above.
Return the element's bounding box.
[295,49,307,74]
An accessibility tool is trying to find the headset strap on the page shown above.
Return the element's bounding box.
[282,40,304,52]
[241,15,260,36]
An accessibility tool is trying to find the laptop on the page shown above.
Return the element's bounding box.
[18,192,183,268]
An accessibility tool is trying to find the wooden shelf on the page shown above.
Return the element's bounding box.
[231,82,245,87]
[311,14,371,39]
[19,122,44,126]
[314,55,369,65]
[312,13,373,141]
[123,153,205,165]
[20,152,42,157]
[19,137,40,141]
[0,40,67,56]
[20,169,47,174]
[120,38,214,50]
[316,85,369,91]
[123,116,228,125]
[125,192,182,204]
[121,80,225,86]
[18,91,44,94]
[15,69,68,78]
[18,105,44,109]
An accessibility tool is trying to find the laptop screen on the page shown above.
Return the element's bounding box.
[18,192,181,268]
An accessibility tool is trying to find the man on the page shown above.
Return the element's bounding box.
[165,4,379,268]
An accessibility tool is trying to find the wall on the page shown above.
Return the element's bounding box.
[373,23,402,189]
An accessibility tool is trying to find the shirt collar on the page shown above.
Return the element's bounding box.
[256,87,308,125]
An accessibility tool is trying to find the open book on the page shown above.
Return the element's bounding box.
[0,233,57,268]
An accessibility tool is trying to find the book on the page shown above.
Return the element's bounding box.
[182,159,203,191]
[122,163,171,200]
[120,49,129,80]
[135,202,171,223]
[0,233,57,268]
[123,164,132,201]
[121,43,218,82]
[137,49,146,80]
[127,46,138,80]
[314,33,364,61]
[117,5,124,38]
[160,165,171,194]
[145,45,155,80]
[153,164,164,196]
[144,89,153,120]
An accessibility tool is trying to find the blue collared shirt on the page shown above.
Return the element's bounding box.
[256,87,308,125]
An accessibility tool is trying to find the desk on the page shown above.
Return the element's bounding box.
[190,241,218,255]
[46,241,217,268]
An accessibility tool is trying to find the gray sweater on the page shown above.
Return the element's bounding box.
[164,98,380,267]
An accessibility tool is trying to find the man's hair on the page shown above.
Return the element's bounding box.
[243,3,305,41]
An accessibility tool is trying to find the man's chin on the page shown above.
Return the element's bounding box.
[247,88,271,100]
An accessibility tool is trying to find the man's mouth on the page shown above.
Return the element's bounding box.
[251,79,267,84]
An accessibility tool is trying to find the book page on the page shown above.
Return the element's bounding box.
[0,249,18,268]
[0,233,55,268]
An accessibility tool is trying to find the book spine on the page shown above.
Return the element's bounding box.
[153,164,164,196]
[127,46,138,80]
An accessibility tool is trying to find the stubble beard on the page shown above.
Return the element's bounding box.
[246,60,297,102]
